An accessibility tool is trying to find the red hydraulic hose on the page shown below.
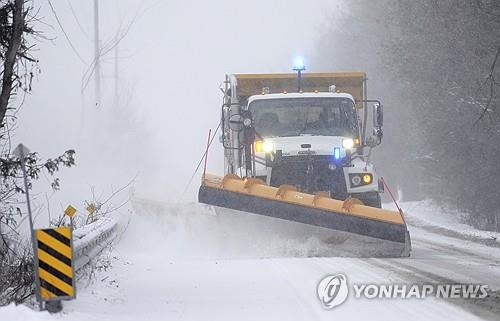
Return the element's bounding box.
[380,177,406,223]
[202,129,211,182]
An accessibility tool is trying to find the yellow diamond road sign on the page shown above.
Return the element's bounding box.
[35,227,75,300]
[64,205,77,218]
[86,204,96,215]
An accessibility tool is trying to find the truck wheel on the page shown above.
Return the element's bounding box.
[356,192,381,208]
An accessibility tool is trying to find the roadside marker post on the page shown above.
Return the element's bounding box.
[35,227,75,300]
[14,142,77,312]
[13,144,43,310]
[35,226,76,312]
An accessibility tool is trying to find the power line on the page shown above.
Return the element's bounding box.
[66,0,91,41]
[47,0,87,65]
[93,0,101,104]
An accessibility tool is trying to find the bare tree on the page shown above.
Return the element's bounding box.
[317,0,500,231]
[0,0,38,128]
[0,1,77,305]
[476,45,500,123]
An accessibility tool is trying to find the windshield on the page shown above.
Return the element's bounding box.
[249,97,358,138]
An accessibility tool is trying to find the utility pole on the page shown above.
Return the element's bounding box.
[113,33,119,110]
[93,0,101,105]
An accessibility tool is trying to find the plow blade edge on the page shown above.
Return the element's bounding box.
[198,174,411,257]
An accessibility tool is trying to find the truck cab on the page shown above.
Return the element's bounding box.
[220,72,384,207]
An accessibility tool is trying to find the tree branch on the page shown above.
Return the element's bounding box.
[475,44,500,124]
[0,0,24,127]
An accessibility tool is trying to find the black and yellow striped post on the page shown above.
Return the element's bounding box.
[35,227,75,301]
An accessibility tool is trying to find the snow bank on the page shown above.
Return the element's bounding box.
[73,217,116,240]
[73,217,118,270]
[0,304,52,321]
[385,200,500,245]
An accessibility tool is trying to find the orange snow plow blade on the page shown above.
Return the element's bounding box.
[198,173,411,257]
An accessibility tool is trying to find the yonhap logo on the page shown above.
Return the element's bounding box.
[316,273,489,310]
[317,274,349,309]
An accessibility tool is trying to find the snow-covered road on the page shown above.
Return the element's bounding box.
[4,200,500,321]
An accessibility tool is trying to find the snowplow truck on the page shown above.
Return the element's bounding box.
[199,72,411,257]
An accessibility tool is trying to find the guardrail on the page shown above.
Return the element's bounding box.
[72,217,118,271]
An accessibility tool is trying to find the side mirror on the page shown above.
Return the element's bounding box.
[373,103,383,128]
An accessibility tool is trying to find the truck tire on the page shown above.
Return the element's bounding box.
[355,192,381,208]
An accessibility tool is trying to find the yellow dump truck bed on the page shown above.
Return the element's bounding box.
[231,72,366,102]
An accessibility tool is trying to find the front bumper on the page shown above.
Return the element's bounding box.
[257,155,380,199]
[268,155,349,199]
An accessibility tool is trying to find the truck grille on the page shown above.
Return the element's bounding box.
[269,155,349,200]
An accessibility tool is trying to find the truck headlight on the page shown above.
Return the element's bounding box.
[255,141,263,152]
[351,175,362,186]
[349,173,373,188]
[342,138,354,149]
[262,140,274,153]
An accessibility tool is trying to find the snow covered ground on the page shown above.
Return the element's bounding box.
[2,200,500,321]
[389,200,500,246]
